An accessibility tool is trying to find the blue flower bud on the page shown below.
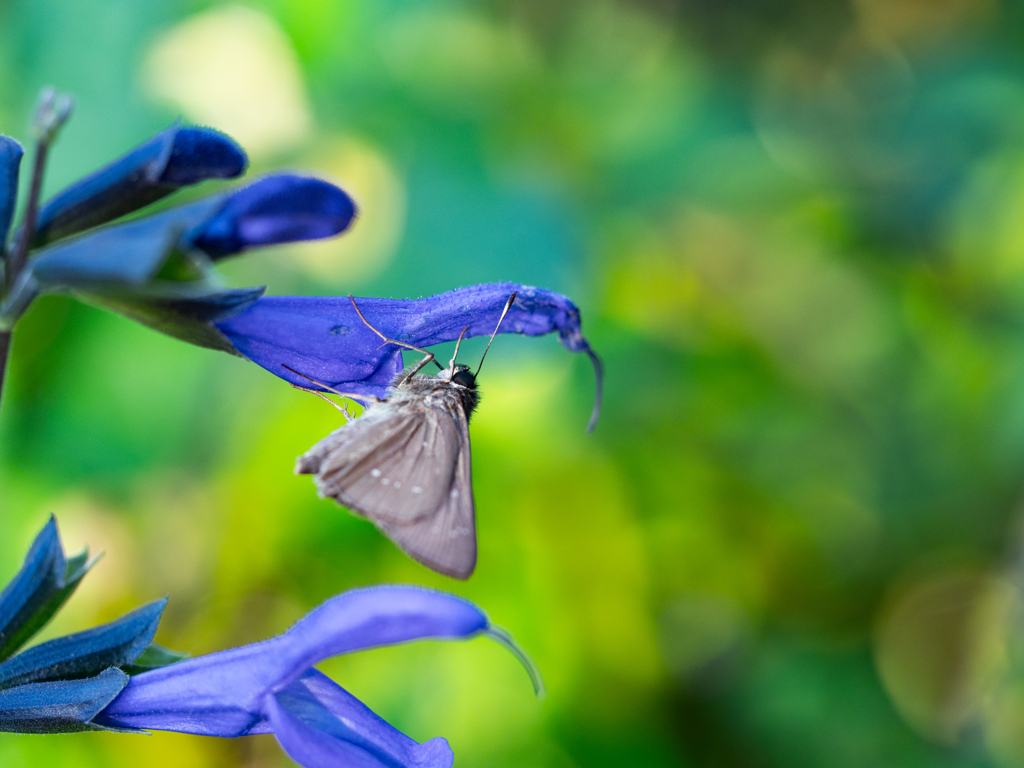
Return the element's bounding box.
[33,125,246,246]
[190,174,356,259]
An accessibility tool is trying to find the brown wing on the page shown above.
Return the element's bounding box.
[296,403,460,525]
[375,404,476,579]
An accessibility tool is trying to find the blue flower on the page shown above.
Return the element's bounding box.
[216,282,603,430]
[28,174,353,284]
[0,121,357,350]
[0,517,173,734]
[95,585,540,768]
[0,517,539,761]
[190,174,357,259]
[32,123,247,247]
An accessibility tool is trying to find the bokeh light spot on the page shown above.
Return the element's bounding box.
[143,5,312,158]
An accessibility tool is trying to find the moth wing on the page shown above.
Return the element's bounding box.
[294,416,388,476]
[295,407,408,477]
[301,403,460,525]
[376,405,476,579]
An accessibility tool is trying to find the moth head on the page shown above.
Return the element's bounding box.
[446,364,477,390]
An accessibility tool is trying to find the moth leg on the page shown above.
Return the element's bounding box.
[292,384,355,423]
[281,364,382,405]
[349,295,442,384]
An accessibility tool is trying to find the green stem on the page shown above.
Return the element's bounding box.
[0,329,10,416]
[3,141,48,293]
[0,142,46,417]
[0,88,72,418]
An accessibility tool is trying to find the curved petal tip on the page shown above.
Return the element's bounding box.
[585,348,603,434]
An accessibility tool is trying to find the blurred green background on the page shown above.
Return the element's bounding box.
[7,0,1024,765]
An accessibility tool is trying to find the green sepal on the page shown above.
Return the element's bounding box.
[76,282,265,354]
[122,642,190,676]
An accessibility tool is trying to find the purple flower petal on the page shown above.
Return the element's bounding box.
[189,175,357,259]
[215,282,603,429]
[95,586,487,735]
[265,670,453,768]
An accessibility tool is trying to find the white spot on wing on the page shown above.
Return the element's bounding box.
[381,478,390,485]
[393,481,401,488]
[370,469,381,478]
[411,486,422,494]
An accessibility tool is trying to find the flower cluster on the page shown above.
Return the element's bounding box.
[0,518,536,768]
[0,94,599,424]
[0,91,595,766]
[0,115,355,353]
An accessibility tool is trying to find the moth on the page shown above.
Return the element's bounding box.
[290,293,518,580]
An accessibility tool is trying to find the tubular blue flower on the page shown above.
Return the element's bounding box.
[215,282,604,430]
[4,175,356,350]
[27,174,356,288]
[0,98,357,371]
[95,585,541,768]
[32,124,247,246]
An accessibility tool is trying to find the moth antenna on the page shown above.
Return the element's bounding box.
[475,292,517,377]
[280,364,382,404]
[448,326,470,368]
[349,295,443,372]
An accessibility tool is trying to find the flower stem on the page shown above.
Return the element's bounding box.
[0,145,45,418]
[0,89,73,417]
[0,329,10,413]
[3,141,48,292]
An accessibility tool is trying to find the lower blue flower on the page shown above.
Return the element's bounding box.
[94,585,540,768]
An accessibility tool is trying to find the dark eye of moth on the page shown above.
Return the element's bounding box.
[451,370,476,389]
